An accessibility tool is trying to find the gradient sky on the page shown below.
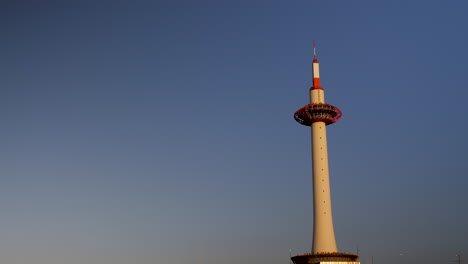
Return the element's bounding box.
[2,1,468,264]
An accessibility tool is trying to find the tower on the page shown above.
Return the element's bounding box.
[291,42,360,264]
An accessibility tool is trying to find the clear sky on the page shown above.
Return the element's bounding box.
[2,1,468,264]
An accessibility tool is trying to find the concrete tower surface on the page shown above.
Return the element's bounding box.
[291,42,360,264]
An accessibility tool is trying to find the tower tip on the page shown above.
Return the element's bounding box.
[313,40,318,62]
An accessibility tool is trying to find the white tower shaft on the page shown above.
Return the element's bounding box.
[310,58,338,253]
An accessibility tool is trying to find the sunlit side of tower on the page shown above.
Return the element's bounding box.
[291,43,360,264]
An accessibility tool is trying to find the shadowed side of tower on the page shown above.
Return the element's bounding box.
[291,42,360,264]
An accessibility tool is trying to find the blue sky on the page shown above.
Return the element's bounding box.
[2,1,468,264]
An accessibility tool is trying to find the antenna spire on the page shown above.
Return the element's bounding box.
[313,40,318,62]
[313,40,316,56]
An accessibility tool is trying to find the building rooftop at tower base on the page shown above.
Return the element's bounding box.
[303,262,360,264]
[291,253,359,264]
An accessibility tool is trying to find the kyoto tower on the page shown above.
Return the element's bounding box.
[291,42,360,264]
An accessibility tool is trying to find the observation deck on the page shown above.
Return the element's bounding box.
[294,103,342,126]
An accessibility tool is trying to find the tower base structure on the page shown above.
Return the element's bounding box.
[291,253,360,264]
